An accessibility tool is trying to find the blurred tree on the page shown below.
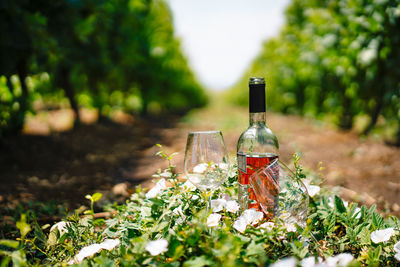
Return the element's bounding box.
[230,0,400,143]
[0,0,32,136]
[0,0,207,137]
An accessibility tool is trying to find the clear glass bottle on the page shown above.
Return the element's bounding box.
[237,77,279,212]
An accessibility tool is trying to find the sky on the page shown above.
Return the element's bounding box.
[166,0,290,91]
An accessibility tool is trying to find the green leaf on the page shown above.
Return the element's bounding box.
[168,152,179,160]
[326,212,336,233]
[0,240,19,249]
[0,256,11,267]
[15,215,31,239]
[374,245,382,259]
[91,193,103,203]
[10,250,27,266]
[246,241,264,256]
[236,234,251,243]
[171,244,185,260]
[93,218,105,226]
[359,227,371,245]
[334,196,347,213]
[186,232,200,247]
[131,237,146,254]
[371,212,384,229]
[152,221,169,233]
[183,256,213,267]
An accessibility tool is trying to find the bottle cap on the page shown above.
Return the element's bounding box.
[249,77,266,113]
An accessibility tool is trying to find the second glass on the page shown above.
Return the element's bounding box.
[249,159,308,226]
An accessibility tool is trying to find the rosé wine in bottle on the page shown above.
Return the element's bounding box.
[237,77,279,212]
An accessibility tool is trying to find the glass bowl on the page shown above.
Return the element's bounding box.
[249,159,308,227]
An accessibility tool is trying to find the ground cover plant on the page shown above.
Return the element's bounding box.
[1,146,400,266]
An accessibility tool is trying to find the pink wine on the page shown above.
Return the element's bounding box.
[238,152,278,210]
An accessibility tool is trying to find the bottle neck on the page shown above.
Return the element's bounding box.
[249,112,266,125]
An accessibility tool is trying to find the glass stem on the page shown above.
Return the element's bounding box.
[202,190,212,212]
[207,192,212,212]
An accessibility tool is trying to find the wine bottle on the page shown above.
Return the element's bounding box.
[237,77,279,212]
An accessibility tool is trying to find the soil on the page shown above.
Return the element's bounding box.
[1,104,399,223]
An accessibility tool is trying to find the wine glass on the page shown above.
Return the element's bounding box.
[184,130,230,210]
[249,159,308,227]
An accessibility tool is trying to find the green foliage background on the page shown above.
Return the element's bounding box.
[229,0,400,141]
[0,0,208,138]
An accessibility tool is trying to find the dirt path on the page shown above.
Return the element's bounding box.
[1,103,399,219]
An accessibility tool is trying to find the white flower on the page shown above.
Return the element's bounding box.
[48,221,71,246]
[145,239,168,256]
[242,209,264,225]
[233,209,264,233]
[233,216,248,233]
[50,221,70,234]
[325,253,354,267]
[218,163,229,171]
[394,241,400,253]
[140,207,152,217]
[193,163,208,173]
[130,193,139,201]
[354,207,361,219]
[173,206,184,217]
[328,197,334,208]
[307,185,320,197]
[176,217,185,225]
[322,33,337,48]
[225,200,240,213]
[270,257,297,267]
[358,48,377,66]
[394,241,400,262]
[145,179,167,198]
[100,239,120,250]
[68,239,120,264]
[159,170,172,178]
[206,213,221,227]
[223,163,236,178]
[70,244,102,264]
[151,46,165,57]
[181,180,196,191]
[395,7,400,17]
[301,256,323,267]
[259,222,275,231]
[370,228,395,243]
[221,193,231,200]
[173,206,186,224]
[285,223,297,233]
[303,181,320,197]
[258,222,275,233]
[211,199,227,212]
[210,199,239,213]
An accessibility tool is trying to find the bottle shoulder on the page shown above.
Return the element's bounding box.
[237,124,279,153]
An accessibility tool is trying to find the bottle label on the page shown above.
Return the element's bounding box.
[237,153,247,173]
